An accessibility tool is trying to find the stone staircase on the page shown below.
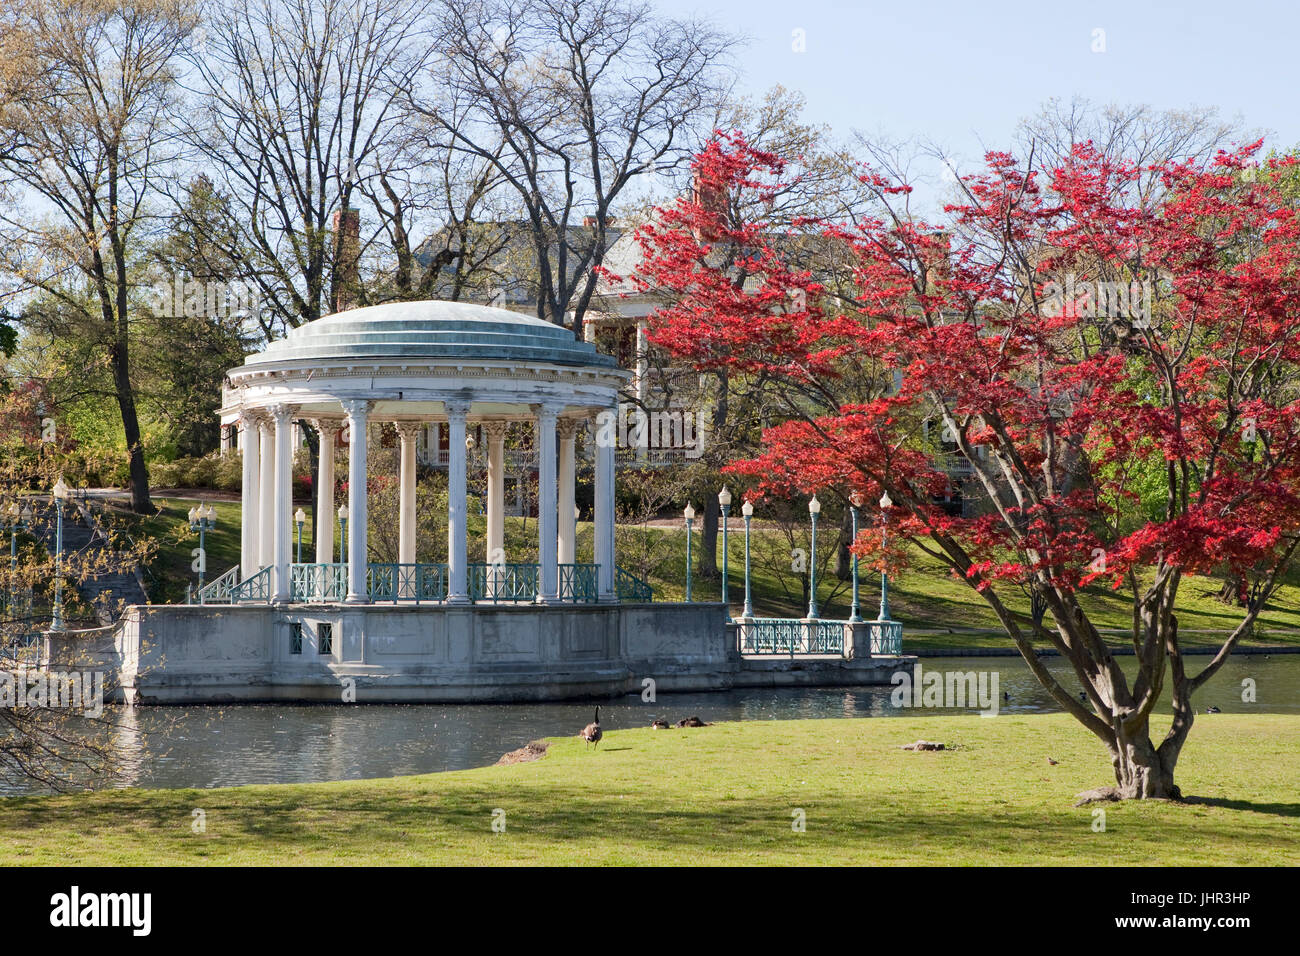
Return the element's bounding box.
[33,499,149,626]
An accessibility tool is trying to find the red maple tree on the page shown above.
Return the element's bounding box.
[624,133,1300,800]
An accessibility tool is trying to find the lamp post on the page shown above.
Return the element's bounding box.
[188,502,217,597]
[683,502,695,602]
[51,477,70,632]
[718,487,732,617]
[879,490,893,621]
[807,495,820,619]
[337,503,348,565]
[848,491,864,623]
[741,499,754,618]
[294,508,306,563]
[3,501,30,614]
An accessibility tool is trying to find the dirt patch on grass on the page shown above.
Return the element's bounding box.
[496,740,550,765]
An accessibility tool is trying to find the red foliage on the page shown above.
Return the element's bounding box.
[622,134,1300,599]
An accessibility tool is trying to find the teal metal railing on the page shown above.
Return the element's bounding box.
[558,563,599,603]
[195,565,240,604]
[738,618,805,654]
[292,563,348,602]
[737,618,902,656]
[367,563,447,603]
[807,619,845,654]
[737,618,845,655]
[197,561,660,607]
[615,566,653,602]
[469,563,538,603]
[870,620,904,655]
[229,566,272,603]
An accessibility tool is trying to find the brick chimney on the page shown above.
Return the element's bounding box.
[332,207,361,312]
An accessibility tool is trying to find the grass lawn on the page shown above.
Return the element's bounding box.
[0,713,1295,865]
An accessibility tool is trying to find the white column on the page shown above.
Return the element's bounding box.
[429,422,441,466]
[311,419,337,564]
[595,406,617,600]
[220,424,232,456]
[258,417,275,569]
[271,404,294,602]
[342,400,371,603]
[239,411,261,580]
[445,401,471,603]
[635,320,649,462]
[484,422,507,566]
[396,422,421,566]
[536,404,559,602]
[557,418,578,566]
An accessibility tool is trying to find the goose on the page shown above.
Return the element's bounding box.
[676,716,710,728]
[651,718,670,730]
[1205,705,1222,714]
[580,707,602,748]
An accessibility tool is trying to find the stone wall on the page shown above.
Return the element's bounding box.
[41,602,910,703]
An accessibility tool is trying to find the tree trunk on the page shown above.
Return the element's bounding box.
[834,509,852,581]
[112,343,154,515]
[699,493,719,579]
[1108,730,1181,799]
[1216,573,1245,606]
[305,425,320,557]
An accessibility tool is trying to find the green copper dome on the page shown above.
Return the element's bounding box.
[241,300,617,370]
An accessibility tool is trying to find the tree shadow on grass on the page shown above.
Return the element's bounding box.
[1182,796,1300,818]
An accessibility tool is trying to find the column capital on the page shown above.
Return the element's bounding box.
[394,421,423,443]
[268,402,297,424]
[340,399,373,421]
[533,402,563,423]
[241,407,268,428]
[556,417,580,440]
[482,420,508,443]
[306,417,344,438]
[444,398,472,419]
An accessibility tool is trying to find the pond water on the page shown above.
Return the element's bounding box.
[3,653,1296,795]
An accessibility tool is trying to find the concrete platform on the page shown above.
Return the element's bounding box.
[40,602,913,703]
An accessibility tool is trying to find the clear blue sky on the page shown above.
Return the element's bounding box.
[657,0,1293,199]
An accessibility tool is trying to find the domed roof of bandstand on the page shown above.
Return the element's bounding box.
[239,300,618,371]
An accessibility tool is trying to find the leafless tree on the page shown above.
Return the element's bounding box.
[0,0,197,515]
[418,0,735,339]
[180,0,431,337]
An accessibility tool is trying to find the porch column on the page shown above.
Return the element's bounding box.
[239,410,261,580]
[342,400,371,603]
[484,422,507,566]
[536,404,559,603]
[595,406,617,600]
[445,400,471,603]
[258,417,275,569]
[396,422,421,566]
[557,418,578,565]
[271,403,294,602]
[310,419,337,564]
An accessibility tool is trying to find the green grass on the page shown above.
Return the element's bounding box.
[0,714,1295,865]
[116,497,1300,647]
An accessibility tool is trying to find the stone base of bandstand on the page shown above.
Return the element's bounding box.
[40,604,914,704]
[41,602,737,704]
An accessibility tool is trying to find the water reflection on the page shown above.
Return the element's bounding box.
[2,653,1293,795]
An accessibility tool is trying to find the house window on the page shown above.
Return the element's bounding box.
[289,622,302,655]
[318,622,333,655]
